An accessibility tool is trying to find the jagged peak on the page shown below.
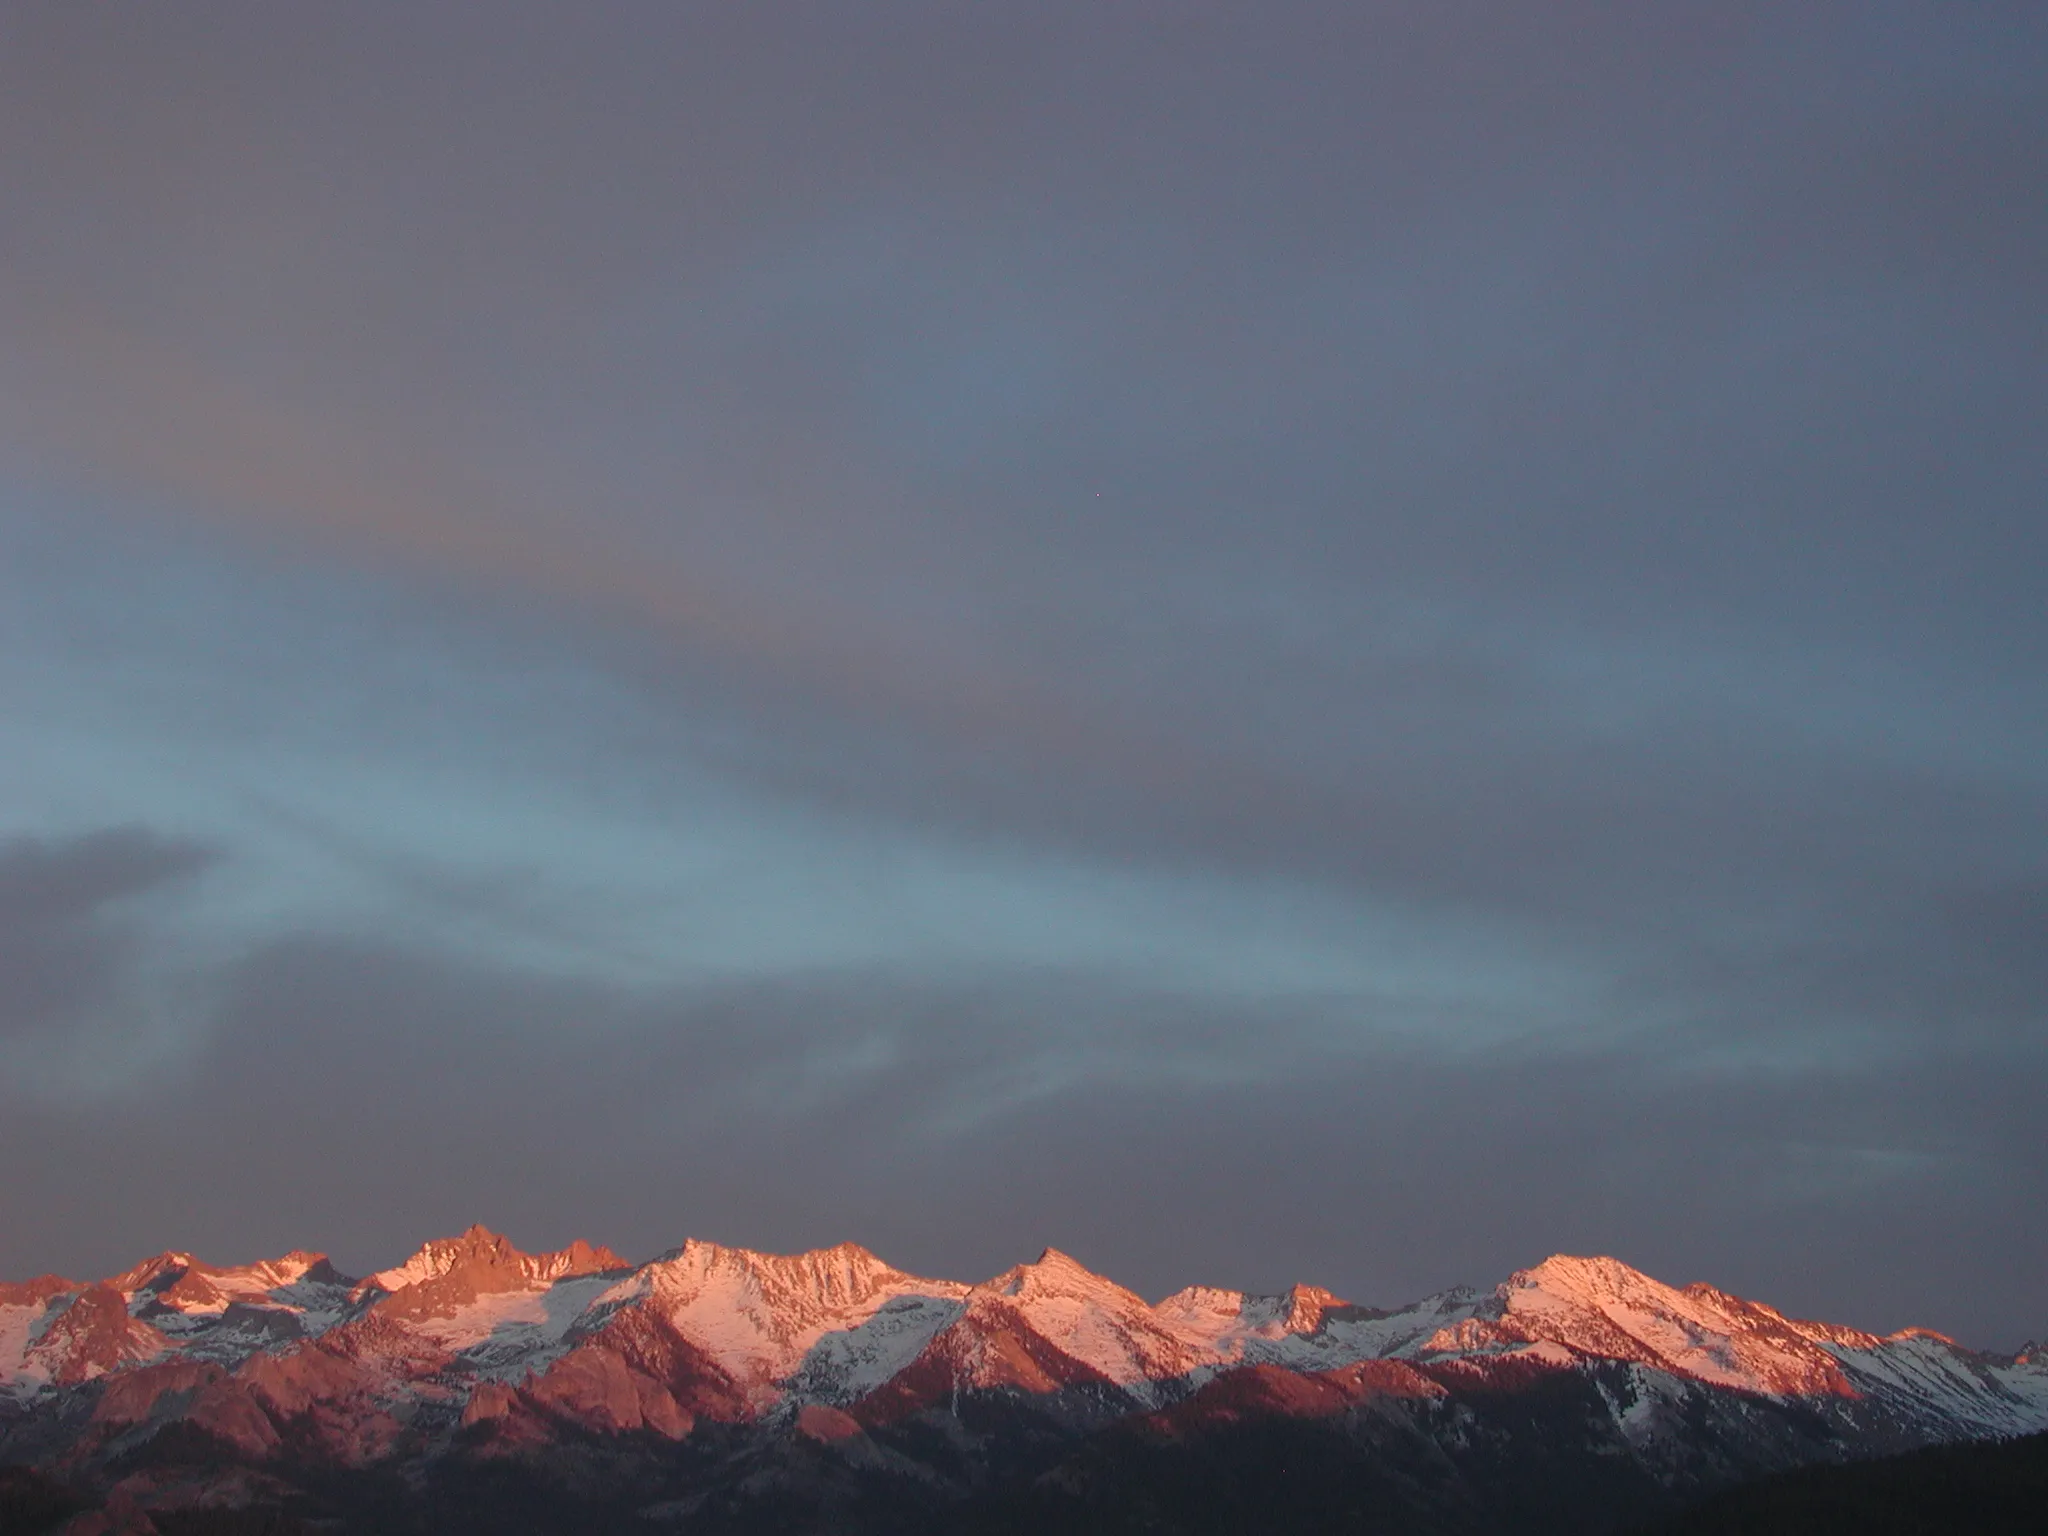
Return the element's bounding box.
[242,1249,340,1276]
[24,1284,171,1385]
[360,1225,623,1301]
[1414,1284,1487,1319]
[1283,1282,1350,1332]
[5,1228,2046,1527]
[8,1236,2022,1405]
[106,1252,199,1294]
[1510,1256,1838,1336]
[1506,1253,1752,1317]
[1288,1282,1348,1304]
[980,1246,1142,1306]
[824,1237,890,1265]
[547,1237,614,1272]
[1506,1253,1662,1298]
[0,1274,77,1308]
[639,1235,922,1309]
[1502,1254,1795,1334]
[1475,1253,1877,1398]
[286,1254,357,1288]
[211,1251,349,1290]
[365,1225,521,1292]
[1152,1283,1245,1315]
[446,1222,516,1258]
[656,1234,882,1268]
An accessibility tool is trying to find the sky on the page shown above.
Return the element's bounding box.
[0,2,2044,1348]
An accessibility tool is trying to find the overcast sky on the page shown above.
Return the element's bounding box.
[1,2,2043,1348]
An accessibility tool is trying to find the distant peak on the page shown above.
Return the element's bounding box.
[360,1226,622,1319]
[1518,1253,1632,1278]
[1507,1254,1660,1298]
[424,1224,521,1260]
[106,1252,197,1293]
[0,1274,76,1307]
[640,1236,918,1310]
[1284,1283,1349,1333]
[290,1254,356,1287]
[366,1225,529,1294]
[1477,1253,1870,1398]
[661,1235,889,1270]
[1027,1245,1128,1279]
[982,1246,1136,1304]
[559,1237,628,1272]
[397,1224,519,1266]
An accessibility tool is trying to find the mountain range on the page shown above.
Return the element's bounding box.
[3,1227,2043,1534]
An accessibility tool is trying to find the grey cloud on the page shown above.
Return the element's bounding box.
[0,1,2042,1354]
[1,926,2041,1347]
[0,827,210,920]
[5,0,2041,917]
[659,638,2047,964]
[1624,876,2048,1055]
[5,6,2042,648]
[0,828,214,1039]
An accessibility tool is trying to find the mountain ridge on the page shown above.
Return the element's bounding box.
[3,1227,2043,1534]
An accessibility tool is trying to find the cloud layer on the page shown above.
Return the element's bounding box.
[0,3,2042,1344]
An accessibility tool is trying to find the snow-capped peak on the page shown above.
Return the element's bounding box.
[632,1237,929,1312]
[365,1224,522,1293]
[363,1226,622,1298]
[604,1239,970,1412]
[7,1230,2043,1465]
[1279,1283,1349,1334]
[1417,1253,1860,1397]
[106,1252,199,1295]
[980,1247,1144,1307]
[6,1230,2045,1532]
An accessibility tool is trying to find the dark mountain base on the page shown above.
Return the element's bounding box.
[0,1465,90,1535]
[1646,1427,2048,1535]
[6,1352,2041,1535]
[5,1401,1690,1536]
[15,1430,2048,1536]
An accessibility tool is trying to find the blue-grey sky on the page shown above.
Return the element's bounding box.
[1,2,2044,1347]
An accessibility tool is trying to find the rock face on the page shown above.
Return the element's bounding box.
[1,1230,2043,1534]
